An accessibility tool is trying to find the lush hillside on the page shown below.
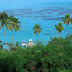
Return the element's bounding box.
[0,35,72,72]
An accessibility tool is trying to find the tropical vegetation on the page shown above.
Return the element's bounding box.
[0,12,20,48]
[0,12,8,49]
[0,12,72,72]
[62,14,72,34]
[0,35,72,72]
[55,22,64,46]
[33,24,42,40]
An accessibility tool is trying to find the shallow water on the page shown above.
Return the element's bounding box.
[0,1,72,49]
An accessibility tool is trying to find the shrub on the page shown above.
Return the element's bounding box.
[0,35,72,72]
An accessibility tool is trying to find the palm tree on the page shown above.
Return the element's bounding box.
[13,17,20,44]
[62,14,71,34]
[10,16,20,44]
[0,12,8,49]
[33,24,42,40]
[7,16,20,44]
[7,16,15,44]
[14,23,20,44]
[55,22,64,46]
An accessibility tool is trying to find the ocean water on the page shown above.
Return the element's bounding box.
[0,1,72,49]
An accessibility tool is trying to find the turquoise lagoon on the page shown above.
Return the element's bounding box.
[0,2,72,48]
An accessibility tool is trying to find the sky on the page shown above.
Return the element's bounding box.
[0,0,72,10]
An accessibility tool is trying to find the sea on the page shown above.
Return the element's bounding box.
[0,1,72,49]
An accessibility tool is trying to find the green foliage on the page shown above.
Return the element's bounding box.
[0,12,9,49]
[0,35,72,72]
[62,14,72,34]
[0,11,8,28]
[33,24,42,39]
[0,11,72,72]
[62,14,71,27]
[55,22,64,33]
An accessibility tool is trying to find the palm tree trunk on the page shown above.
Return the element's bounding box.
[37,35,38,42]
[67,26,70,40]
[67,27,69,35]
[58,31,59,47]
[3,28,8,49]
[58,31,60,68]
[11,31,13,44]
[15,31,16,44]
